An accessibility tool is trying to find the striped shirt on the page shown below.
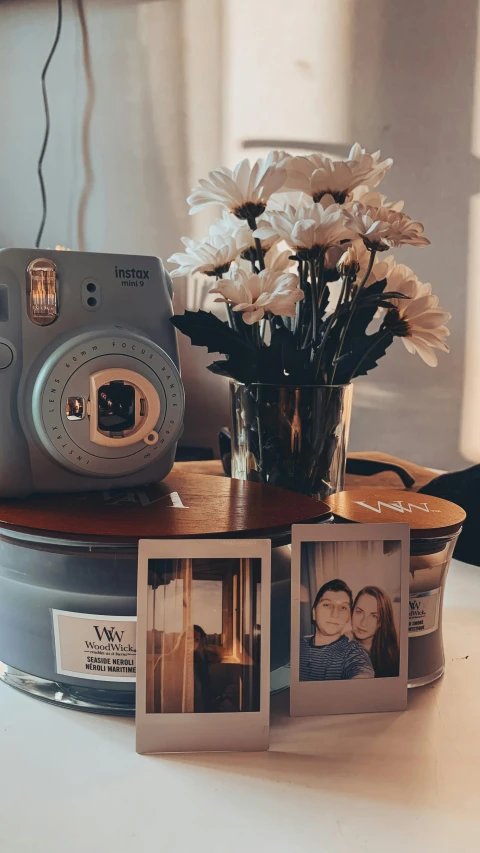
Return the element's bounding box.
[299,634,374,681]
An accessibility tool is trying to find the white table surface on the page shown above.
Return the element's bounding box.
[1,557,479,853]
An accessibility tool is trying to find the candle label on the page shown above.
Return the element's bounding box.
[51,610,136,682]
[408,589,441,637]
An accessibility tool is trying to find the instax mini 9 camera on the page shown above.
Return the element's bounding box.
[0,248,184,497]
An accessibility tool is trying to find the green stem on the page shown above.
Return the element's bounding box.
[252,321,262,349]
[309,259,318,350]
[330,249,377,384]
[316,252,326,311]
[295,298,302,347]
[254,236,265,270]
[220,274,238,333]
[314,274,351,382]
[246,216,265,271]
[296,259,306,345]
[357,248,377,293]
[255,385,264,476]
[226,303,235,329]
[260,316,271,344]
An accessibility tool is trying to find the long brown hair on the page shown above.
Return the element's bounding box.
[353,586,400,678]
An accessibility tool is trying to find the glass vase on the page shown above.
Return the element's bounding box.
[230,382,353,501]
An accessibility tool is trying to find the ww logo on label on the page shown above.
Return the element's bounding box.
[353,500,440,514]
[93,626,125,643]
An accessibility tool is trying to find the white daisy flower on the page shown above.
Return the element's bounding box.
[344,203,430,250]
[264,243,295,272]
[384,261,432,300]
[380,209,430,248]
[208,210,249,241]
[208,212,282,274]
[212,210,273,244]
[254,199,352,257]
[384,288,451,366]
[350,185,404,212]
[167,228,251,278]
[337,243,362,278]
[338,241,395,285]
[186,151,291,220]
[285,143,392,203]
[210,267,303,325]
[324,245,347,276]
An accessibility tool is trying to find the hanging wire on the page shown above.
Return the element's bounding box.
[75,0,95,251]
[35,0,63,248]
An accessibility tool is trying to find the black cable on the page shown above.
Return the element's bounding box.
[35,0,63,249]
[75,0,95,251]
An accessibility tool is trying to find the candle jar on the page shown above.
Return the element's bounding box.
[0,474,332,714]
[408,533,459,686]
[325,489,465,687]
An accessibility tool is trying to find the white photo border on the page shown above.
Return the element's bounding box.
[290,522,410,717]
[136,538,271,754]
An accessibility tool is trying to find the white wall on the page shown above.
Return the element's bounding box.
[0,0,229,453]
[0,0,478,469]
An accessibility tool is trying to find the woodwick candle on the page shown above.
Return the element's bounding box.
[0,472,331,715]
[325,489,466,687]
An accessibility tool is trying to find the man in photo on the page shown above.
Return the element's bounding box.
[300,579,374,681]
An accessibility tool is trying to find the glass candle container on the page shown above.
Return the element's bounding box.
[325,489,465,687]
[408,533,459,685]
[0,474,332,714]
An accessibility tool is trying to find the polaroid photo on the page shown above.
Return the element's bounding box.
[136,538,271,753]
[290,523,410,716]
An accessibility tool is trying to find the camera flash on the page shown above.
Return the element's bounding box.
[26,258,58,326]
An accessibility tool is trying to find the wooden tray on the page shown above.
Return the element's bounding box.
[0,472,331,544]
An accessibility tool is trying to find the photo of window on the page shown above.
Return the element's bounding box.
[300,540,401,682]
[146,557,262,714]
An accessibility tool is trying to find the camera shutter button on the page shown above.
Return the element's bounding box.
[0,343,13,369]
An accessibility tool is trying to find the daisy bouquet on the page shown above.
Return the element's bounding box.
[169,144,450,386]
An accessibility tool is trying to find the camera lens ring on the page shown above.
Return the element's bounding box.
[31,329,184,477]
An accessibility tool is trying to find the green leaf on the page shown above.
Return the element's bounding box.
[351,331,394,378]
[358,278,387,299]
[207,358,258,383]
[171,310,255,358]
[333,330,394,382]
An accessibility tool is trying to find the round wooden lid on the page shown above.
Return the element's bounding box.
[0,472,331,543]
[325,488,465,538]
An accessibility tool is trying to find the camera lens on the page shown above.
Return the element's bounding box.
[97,382,135,434]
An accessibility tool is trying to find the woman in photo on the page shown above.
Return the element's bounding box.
[351,586,400,678]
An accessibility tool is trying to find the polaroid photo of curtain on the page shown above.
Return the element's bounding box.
[146,558,194,714]
[146,556,261,714]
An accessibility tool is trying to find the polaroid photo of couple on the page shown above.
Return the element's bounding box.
[290,522,410,716]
